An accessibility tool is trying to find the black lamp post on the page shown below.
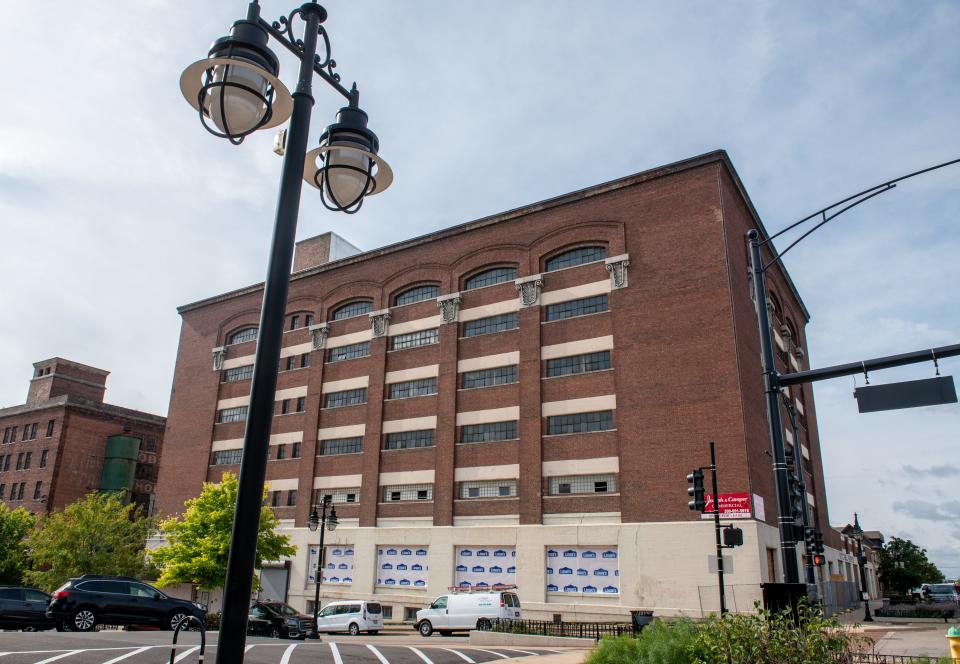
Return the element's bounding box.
[179,3,390,662]
[308,496,338,635]
[850,513,874,622]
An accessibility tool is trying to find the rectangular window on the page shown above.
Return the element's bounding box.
[313,488,361,504]
[546,294,609,321]
[286,490,297,507]
[17,483,24,500]
[212,449,243,466]
[270,491,281,507]
[545,545,619,595]
[547,474,617,495]
[459,480,518,499]
[2,455,9,471]
[23,452,31,470]
[279,399,291,415]
[462,313,518,337]
[9,427,17,443]
[546,351,612,377]
[222,365,254,382]
[2,428,7,444]
[390,329,439,351]
[324,388,367,408]
[384,430,435,450]
[276,445,286,460]
[546,410,614,435]
[217,406,248,423]
[382,484,433,502]
[284,356,296,371]
[461,365,518,389]
[33,481,42,500]
[291,442,301,459]
[290,315,300,330]
[305,314,314,327]
[455,546,517,588]
[310,545,355,585]
[16,453,23,471]
[296,397,306,412]
[320,437,363,455]
[46,420,55,437]
[301,353,311,368]
[0,484,4,499]
[460,421,518,444]
[327,342,370,363]
[377,547,429,589]
[387,377,437,400]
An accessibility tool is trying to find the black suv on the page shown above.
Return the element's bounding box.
[248,601,316,639]
[0,586,55,631]
[46,575,205,632]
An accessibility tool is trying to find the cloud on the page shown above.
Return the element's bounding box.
[892,500,960,522]
[902,464,960,478]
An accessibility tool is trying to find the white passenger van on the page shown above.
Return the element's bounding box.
[415,585,522,636]
[315,600,384,635]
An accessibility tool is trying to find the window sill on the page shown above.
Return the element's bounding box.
[383,394,438,402]
[457,381,519,392]
[544,492,620,498]
[541,368,615,381]
[458,328,518,340]
[381,446,437,453]
[378,500,434,505]
[387,342,440,353]
[542,429,617,439]
[274,412,306,418]
[321,404,368,411]
[316,451,363,458]
[454,496,519,502]
[456,439,520,446]
[325,356,372,365]
[541,310,610,325]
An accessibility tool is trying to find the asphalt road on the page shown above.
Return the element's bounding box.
[0,630,573,663]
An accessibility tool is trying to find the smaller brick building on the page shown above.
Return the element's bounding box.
[0,358,166,514]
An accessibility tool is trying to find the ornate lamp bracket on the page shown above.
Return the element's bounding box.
[604,254,630,290]
[212,346,227,372]
[369,309,391,337]
[308,323,330,350]
[515,274,544,307]
[437,293,462,324]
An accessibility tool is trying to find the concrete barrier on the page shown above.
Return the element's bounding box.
[469,630,596,648]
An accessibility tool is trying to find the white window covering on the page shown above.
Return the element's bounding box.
[454,546,517,588]
[545,546,619,595]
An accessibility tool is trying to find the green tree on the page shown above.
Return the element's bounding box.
[0,503,37,584]
[879,536,945,597]
[151,472,295,590]
[24,492,157,592]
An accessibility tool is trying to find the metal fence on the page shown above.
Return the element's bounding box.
[851,654,946,663]
[821,580,861,616]
[485,618,635,640]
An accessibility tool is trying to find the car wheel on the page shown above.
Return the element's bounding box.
[270,627,281,639]
[22,626,37,632]
[477,618,492,630]
[169,612,191,631]
[348,622,360,636]
[418,620,433,637]
[72,608,97,632]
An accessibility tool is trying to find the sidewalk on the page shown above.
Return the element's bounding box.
[526,650,591,664]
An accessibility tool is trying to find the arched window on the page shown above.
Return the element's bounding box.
[545,246,606,272]
[393,284,440,306]
[463,266,518,291]
[767,292,782,323]
[330,300,373,321]
[228,327,258,345]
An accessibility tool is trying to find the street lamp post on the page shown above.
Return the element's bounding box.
[178,3,390,662]
[850,513,874,622]
[308,496,338,635]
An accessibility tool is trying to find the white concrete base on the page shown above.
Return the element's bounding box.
[469,629,596,648]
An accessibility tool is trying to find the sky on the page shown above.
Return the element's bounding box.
[1,1,958,576]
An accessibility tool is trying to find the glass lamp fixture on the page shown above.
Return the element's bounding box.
[180,18,292,144]
[307,509,319,532]
[303,106,393,212]
[326,507,338,531]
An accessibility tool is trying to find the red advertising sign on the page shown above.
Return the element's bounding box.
[700,493,752,519]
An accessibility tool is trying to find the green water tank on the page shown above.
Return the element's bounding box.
[99,435,141,493]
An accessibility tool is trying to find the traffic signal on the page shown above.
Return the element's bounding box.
[804,527,816,551]
[814,529,825,554]
[723,526,744,547]
[687,469,705,512]
[789,476,804,519]
[812,554,825,567]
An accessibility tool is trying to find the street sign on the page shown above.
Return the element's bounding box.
[854,376,957,413]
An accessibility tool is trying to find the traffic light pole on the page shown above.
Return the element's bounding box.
[783,395,816,588]
[709,442,728,615]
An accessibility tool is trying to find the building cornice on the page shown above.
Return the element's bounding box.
[0,395,166,427]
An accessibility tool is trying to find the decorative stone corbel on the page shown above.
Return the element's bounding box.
[308,323,329,350]
[437,293,462,324]
[369,309,391,337]
[514,274,543,307]
[604,254,630,290]
[212,346,227,372]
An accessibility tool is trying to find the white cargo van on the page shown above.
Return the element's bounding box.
[315,600,383,635]
[415,587,521,636]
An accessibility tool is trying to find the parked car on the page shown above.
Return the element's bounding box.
[315,600,383,635]
[415,588,521,636]
[920,583,960,603]
[0,586,55,631]
[46,575,205,632]
[247,601,316,639]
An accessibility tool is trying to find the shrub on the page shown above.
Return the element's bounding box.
[586,619,699,664]
[874,602,957,619]
[204,612,221,630]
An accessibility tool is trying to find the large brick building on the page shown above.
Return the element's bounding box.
[156,150,844,619]
[0,358,166,515]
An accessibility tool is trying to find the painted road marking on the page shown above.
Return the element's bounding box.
[329,642,344,664]
[245,645,257,653]
[441,649,476,663]
[408,647,435,664]
[471,648,510,659]
[500,648,541,656]
[172,646,200,663]
[366,644,390,664]
[101,647,152,663]
[33,652,81,664]
[278,643,298,664]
